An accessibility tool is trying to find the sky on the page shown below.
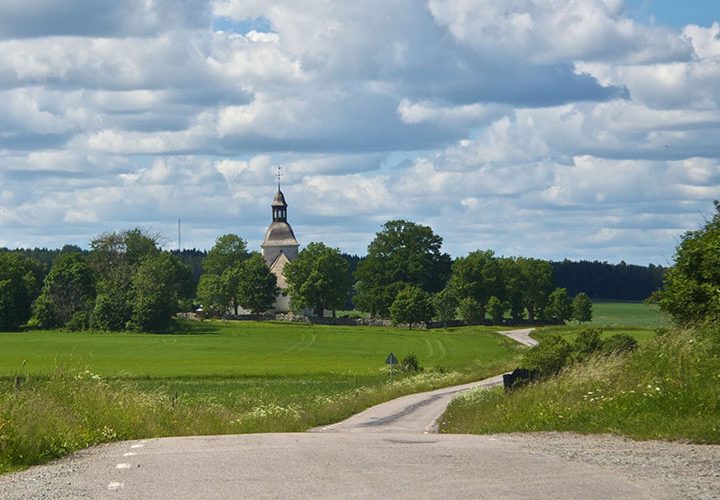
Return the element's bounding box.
[0,1,719,265]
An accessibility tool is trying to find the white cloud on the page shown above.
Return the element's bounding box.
[0,1,717,264]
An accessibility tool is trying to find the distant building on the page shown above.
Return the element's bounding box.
[261,185,299,313]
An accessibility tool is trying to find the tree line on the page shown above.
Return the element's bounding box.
[0,230,194,332]
[3,218,671,331]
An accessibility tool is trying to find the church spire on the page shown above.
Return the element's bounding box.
[271,166,287,222]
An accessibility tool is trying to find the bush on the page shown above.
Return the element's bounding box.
[65,310,92,331]
[401,353,423,372]
[573,327,604,361]
[522,335,573,376]
[601,333,638,355]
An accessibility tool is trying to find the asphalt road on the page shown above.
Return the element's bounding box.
[0,328,674,499]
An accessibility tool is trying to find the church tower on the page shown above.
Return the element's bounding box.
[261,178,299,313]
[261,185,299,266]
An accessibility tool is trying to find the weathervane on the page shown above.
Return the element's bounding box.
[274,165,284,189]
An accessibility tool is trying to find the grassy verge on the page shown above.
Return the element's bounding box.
[0,362,512,474]
[439,325,720,443]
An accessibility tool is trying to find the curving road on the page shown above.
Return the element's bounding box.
[0,328,680,499]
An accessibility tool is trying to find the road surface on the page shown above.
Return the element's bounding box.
[0,328,689,499]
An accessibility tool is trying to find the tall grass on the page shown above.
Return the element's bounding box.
[0,361,512,474]
[440,326,720,443]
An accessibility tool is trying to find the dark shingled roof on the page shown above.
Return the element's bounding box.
[261,221,298,247]
[272,189,287,207]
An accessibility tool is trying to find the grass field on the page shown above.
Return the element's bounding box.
[0,321,518,377]
[0,320,522,473]
[590,300,669,328]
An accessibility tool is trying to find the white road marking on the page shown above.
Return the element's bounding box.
[116,463,132,469]
[108,482,124,491]
[123,452,137,457]
[130,444,143,449]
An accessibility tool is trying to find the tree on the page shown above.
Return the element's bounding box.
[0,253,44,330]
[448,250,503,320]
[487,296,506,324]
[572,292,593,323]
[127,253,188,332]
[202,234,249,276]
[389,285,435,327]
[433,287,458,327]
[200,235,250,314]
[518,258,553,320]
[89,229,160,330]
[284,242,352,316]
[659,201,720,325]
[500,257,527,321]
[233,254,279,314]
[546,287,572,323]
[31,253,95,328]
[354,220,451,316]
[458,297,484,323]
[195,273,231,317]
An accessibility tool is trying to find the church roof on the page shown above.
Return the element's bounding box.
[272,189,288,207]
[261,221,299,248]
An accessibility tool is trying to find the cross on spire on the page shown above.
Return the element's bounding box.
[274,166,284,190]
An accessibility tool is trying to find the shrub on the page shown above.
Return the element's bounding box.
[401,353,423,372]
[522,335,573,376]
[573,327,604,360]
[601,333,638,355]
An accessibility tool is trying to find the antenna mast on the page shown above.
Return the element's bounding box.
[178,219,182,252]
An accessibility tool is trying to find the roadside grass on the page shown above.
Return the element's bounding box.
[0,321,521,473]
[439,325,720,443]
[533,325,658,344]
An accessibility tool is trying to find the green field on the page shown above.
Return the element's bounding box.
[590,300,669,328]
[0,321,518,378]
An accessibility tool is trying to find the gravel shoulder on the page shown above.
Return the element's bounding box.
[500,432,720,499]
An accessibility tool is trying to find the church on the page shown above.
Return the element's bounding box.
[260,183,299,313]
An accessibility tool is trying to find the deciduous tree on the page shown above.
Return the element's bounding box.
[390,285,435,327]
[433,287,458,327]
[31,253,95,328]
[0,253,44,330]
[487,295,506,324]
[659,201,720,325]
[572,292,593,323]
[354,220,451,317]
[234,254,278,314]
[449,250,503,319]
[546,287,572,323]
[284,242,351,316]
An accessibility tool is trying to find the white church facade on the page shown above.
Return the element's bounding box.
[260,186,299,313]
